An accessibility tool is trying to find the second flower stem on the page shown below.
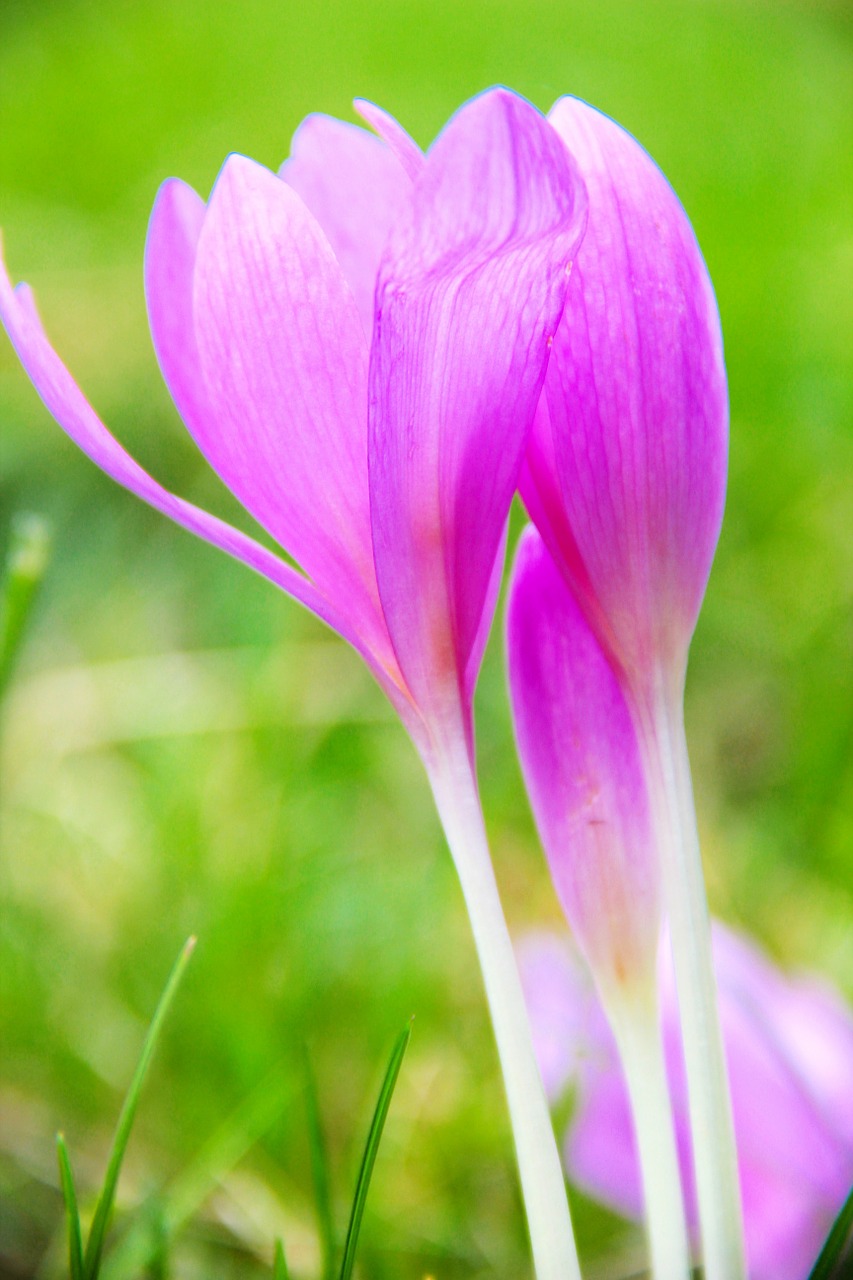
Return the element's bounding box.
[636,677,746,1280]
[427,726,582,1280]
[609,993,692,1280]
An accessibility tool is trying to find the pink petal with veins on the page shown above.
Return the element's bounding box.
[507,527,661,994]
[526,96,727,691]
[280,114,412,337]
[0,249,360,650]
[191,154,390,660]
[369,88,587,737]
[354,98,426,183]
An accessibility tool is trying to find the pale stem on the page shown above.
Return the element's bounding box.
[606,990,692,1280]
[426,725,582,1280]
[633,675,746,1280]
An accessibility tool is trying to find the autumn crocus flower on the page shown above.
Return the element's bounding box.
[507,526,691,1280]
[520,95,743,1278]
[518,924,853,1280]
[0,89,588,1280]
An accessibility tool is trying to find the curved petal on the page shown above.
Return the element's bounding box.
[369,88,587,731]
[541,96,728,691]
[710,925,853,1150]
[145,177,210,441]
[191,154,394,666]
[280,114,412,337]
[353,98,425,183]
[507,528,661,997]
[520,397,618,665]
[0,251,363,651]
[516,931,612,1104]
[566,1061,643,1218]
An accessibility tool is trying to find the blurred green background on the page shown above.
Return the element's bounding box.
[1,0,851,1276]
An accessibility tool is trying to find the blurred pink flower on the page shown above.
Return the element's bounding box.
[518,925,853,1280]
[0,88,586,763]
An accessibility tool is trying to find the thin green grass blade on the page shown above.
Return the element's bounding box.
[140,1198,168,1280]
[0,513,51,699]
[302,1045,336,1280]
[273,1238,290,1280]
[56,1134,85,1280]
[82,936,196,1280]
[338,1021,411,1280]
[100,1066,288,1280]
[808,1183,853,1280]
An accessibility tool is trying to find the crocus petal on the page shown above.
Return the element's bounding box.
[507,528,661,996]
[710,924,853,1148]
[280,114,412,337]
[566,1062,643,1218]
[145,177,210,442]
[520,397,616,659]
[536,96,727,690]
[191,154,393,665]
[369,88,587,734]
[515,931,610,1103]
[353,98,426,183]
[0,251,362,650]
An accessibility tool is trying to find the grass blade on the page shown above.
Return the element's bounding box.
[338,1021,411,1280]
[273,1238,290,1280]
[808,1183,853,1280]
[56,1134,85,1280]
[82,936,196,1280]
[302,1045,336,1280]
[101,1067,288,1280]
[0,513,51,699]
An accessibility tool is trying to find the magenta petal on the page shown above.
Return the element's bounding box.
[507,528,661,993]
[369,88,587,729]
[520,397,616,660]
[566,1062,644,1219]
[0,252,361,648]
[280,114,412,337]
[353,98,426,183]
[711,925,853,1150]
[516,931,613,1103]
[541,97,728,689]
[145,178,210,443]
[191,154,391,661]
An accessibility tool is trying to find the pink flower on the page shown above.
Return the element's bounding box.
[521,95,727,702]
[518,925,853,1280]
[517,97,742,1276]
[1,91,590,1280]
[0,89,587,762]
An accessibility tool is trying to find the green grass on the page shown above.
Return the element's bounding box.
[52,947,409,1280]
[1,0,851,1276]
[54,940,195,1280]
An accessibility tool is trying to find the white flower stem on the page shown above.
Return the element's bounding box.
[607,992,692,1280]
[426,725,582,1280]
[634,675,746,1280]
